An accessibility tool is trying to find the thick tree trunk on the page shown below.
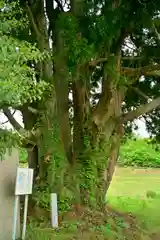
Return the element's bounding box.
[21,106,39,178]
[54,18,73,165]
[72,80,86,157]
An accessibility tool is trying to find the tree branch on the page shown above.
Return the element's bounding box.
[122,97,160,123]
[151,19,160,43]
[55,0,64,11]
[2,109,41,147]
[1,119,9,125]
[0,110,16,125]
[89,57,160,68]
[89,58,108,67]
[122,56,160,61]
[26,3,41,40]
[131,87,149,100]
[121,64,160,77]
[3,108,23,131]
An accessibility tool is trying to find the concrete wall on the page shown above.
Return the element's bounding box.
[0,149,20,240]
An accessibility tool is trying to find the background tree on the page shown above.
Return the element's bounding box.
[0,0,160,210]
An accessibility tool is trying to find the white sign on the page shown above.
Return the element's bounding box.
[15,168,34,195]
[51,193,58,228]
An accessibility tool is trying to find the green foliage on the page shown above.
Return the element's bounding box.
[119,138,160,168]
[58,14,95,74]
[146,190,158,199]
[0,34,49,106]
[0,129,20,157]
[19,148,27,163]
[33,185,50,210]
[0,2,51,107]
[35,117,108,211]
[34,117,74,212]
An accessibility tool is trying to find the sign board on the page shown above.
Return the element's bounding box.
[15,168,34,195]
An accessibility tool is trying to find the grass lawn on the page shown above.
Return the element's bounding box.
[108,167,160,237]
[108,167,160,197]
[26,167,160,239]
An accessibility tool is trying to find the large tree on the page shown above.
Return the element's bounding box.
[1,0,160,209]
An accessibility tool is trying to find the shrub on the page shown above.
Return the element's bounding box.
[19,148,27,163]
[119,138,160,168]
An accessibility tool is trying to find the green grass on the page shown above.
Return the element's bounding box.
[107,167,160,234]
[108,196,160,233]
[108,167,160,197]
[26,223,106,239]
[26,167,160,239]
[26,229,77,240]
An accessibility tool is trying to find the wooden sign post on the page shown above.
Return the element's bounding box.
[12,168,34,240]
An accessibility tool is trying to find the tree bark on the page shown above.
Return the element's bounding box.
[122,97,160,123]
[105,133,120,193]
[72,80,86,158]
[27,145,39,180]
[54,19,73,165]
[21,106,39,178]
